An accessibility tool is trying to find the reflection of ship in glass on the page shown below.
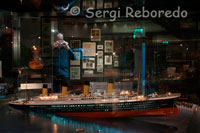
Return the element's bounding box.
[28,112,177,132]
[9,82,180,118]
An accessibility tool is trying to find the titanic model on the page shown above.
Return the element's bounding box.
[9,82,180,118]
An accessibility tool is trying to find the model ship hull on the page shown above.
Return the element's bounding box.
[9,96,178,118]
[57,108,178,118]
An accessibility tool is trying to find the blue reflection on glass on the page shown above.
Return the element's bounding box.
[0,95,5,99]
[29,111,135,133]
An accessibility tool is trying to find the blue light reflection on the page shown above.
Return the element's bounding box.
[29,112,136,133]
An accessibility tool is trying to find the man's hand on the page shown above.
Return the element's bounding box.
[63,41,70,49]
[53,42,60,49]
[53,41,70,49]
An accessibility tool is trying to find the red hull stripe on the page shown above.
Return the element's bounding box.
[57,107,178,118]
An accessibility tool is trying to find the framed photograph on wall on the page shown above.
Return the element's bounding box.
[70,52,81,65]
[97,51,103,65]
[84,70,94,74]
[91,28,101,41]
[105,55,112,65]
[97,45,103,50]
[70,40,81,49]
[82,58,95,69]
[104,40,114,53]
[70,67,80,80]
[104,2,112,9]
[114,61,119,67]
[97,64,103,72]
[82,42,96,56]
[82,0,95,10]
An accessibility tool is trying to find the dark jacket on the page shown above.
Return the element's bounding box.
[53,47,76,79]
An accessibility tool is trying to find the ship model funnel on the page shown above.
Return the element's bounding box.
[62,82,68,96]
[42,84,48,96]
[107,81,114,95]
[83,81,90,95]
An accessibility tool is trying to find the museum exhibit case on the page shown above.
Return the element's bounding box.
[0,0,200,132]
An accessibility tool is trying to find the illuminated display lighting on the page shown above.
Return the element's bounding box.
[133,34,136,39]
[136,95,144,100]
[134,28,144,34]
[162,41,169,44]
[133,28,144,39]
[32,45,37,50]
[195,106,198,112]
[39,96,58,100]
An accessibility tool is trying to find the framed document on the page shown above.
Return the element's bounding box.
[82,42,96,56]
[104,40,114,53]
[105,55,112,65]
[97,51,103,65]
[84,70,94,74]
[70,67,80,80]
[97,45,103,50]
[82,58,95,69]
[97,64,103,72]
[91,28,101,41]
[70,52,81,65]
[114,61,119,67]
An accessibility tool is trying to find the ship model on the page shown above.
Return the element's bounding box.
[9,82,180,118]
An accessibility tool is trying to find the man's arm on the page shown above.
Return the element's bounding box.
[68,47,76,60]
[63,41,76,60]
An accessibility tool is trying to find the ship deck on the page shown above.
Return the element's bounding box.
[9,93,180,106]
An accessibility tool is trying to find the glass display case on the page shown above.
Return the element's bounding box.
[0,0,200,132]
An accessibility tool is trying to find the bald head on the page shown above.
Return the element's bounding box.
[56,33,64,41]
